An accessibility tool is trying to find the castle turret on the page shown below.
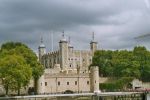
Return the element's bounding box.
[90,66,100,93]
[90,32,97,55]
[37,75,45,94]
[38,37,46,62]
[37,37,46,94]
[59,32,68,70]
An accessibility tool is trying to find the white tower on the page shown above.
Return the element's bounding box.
[59,32,68,70]
[90,32,97,55]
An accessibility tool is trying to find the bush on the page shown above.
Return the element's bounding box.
[100,77,134,91]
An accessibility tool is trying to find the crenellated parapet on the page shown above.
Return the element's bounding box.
[47,51,59,56]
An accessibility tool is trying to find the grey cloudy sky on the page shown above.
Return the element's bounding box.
[1,0,150,52]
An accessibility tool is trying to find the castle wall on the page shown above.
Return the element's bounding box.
[38,74,91,94]
[67,50,92,73]
[37,35,99,94]
[42,49,93,74]
[41,51,59,68]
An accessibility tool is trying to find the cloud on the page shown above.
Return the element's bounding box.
[0,0,150,52]
[144,0,150,9]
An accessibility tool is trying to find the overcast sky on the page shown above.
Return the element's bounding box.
[1,0,150,53]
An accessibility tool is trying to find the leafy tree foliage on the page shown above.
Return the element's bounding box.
[100,77,133,91]
[0,54,32,95]
[0,42,44,95]
[92,46,150,82]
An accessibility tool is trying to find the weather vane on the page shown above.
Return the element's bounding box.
[62,30,65,38]
[92,32,95,41]
[41,36,43,44]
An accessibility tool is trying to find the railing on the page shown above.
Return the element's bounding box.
[0,92,149,100]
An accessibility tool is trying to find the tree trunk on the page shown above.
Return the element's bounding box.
[17,83,21,96]
[17,88,20,96]
[34,78,39,95]
[5,85,8,95]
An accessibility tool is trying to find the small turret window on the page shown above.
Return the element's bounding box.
[58,82,60,86]
[45,82,47,86]
[67,82,69,85]
[75,81,77,85]
[87,81,89,85]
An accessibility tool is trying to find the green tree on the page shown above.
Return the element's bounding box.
[0,54,32,95]
[0,42,44,94]
[92,46,150,81]
[133,46,150,81]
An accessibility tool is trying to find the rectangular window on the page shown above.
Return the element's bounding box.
[45,82,47,86]
[75,81,77,85]
[58,81,60,86]
[87,81,89,85]
[67,82,69,85]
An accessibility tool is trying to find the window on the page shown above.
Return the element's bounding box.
[67,82,69,85]
[45,82,47,86]
[75,81,77,85]
[58,81,60,86]
[89,59,92,61]
[70,64,72,67]
[95,80,96,84]
[41,83,42,86]
[87,81,89,85]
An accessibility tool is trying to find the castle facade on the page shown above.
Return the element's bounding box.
[37,33,100,94]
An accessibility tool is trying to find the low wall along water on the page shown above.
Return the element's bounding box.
[0,92,149,100]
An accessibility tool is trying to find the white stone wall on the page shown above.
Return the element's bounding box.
[38,74,91,94]
[41,40,94,74]
[37,38,99,94]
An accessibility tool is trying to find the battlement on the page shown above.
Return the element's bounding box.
[43,51,59,56]
[47,51,59,55]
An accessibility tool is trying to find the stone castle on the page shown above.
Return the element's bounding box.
[37,33,100,94]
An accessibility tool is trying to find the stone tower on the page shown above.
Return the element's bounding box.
[37,37,46,94]
[38,37,46,62]
[90,32,97,55]
[59,33,68,70]
[90,66,100,93]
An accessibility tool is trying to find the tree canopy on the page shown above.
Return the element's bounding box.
[92,46,150,82]
[0,54,32,95]
[0,42,44,95]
